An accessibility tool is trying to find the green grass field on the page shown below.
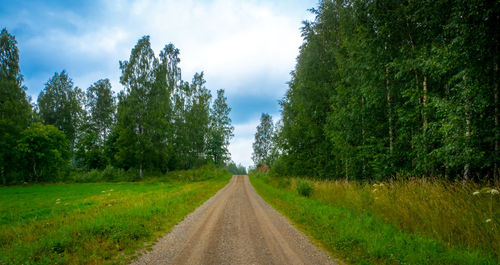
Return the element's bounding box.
[0,169,231,264]
[250,172,499,265]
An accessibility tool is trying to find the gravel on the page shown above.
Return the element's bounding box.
[131,175,337,265]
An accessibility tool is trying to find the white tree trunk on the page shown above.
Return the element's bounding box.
[386,66,394,160]
[464,74,471,183]
[494,62,499,184]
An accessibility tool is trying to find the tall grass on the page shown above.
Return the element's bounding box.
[310,178,499,256]
[252,171,499,262]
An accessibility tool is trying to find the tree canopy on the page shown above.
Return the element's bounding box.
[0,28,32,184]
[271,0,500,183]
[252,113,274,167]
[0,31,235,184]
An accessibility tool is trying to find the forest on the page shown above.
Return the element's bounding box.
[1,1,499,263]
[253,0,500,183]
[0,30,235,184]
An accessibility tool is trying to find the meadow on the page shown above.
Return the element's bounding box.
[250,172,499,264]
[0,168,231,264]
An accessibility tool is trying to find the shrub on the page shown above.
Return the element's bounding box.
[296,179,313,197]
[16,122,70,182]
[277,178,291,189]
[71,166,134,183]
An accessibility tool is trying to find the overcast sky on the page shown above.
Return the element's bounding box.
[1,0,317,168]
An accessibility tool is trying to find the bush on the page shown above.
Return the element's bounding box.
[252,171,271,184]
[71,166,134,183]
[296,179,313,197]
[270,156,288,176]
[277,178,291,189]
[16,123,70,182]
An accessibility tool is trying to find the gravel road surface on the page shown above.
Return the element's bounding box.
[131,175,336,265]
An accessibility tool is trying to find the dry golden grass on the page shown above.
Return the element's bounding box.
[291,178,499,256]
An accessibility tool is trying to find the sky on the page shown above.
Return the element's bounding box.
[0,0,317,168]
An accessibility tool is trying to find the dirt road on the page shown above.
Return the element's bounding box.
[131,175,336,265]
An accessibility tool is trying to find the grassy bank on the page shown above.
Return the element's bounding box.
[250,172,499,264]
[0,168,231,264]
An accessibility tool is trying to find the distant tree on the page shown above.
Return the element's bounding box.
[186,72,212,167]
[116,36,157,177]
[171,80,191,169]
[38,71,84,147]
[75,126,106,170]
[226,160,247,175]
[171,72,212,169]
[0,28,32,184]
[74,79,115,170]
[268,119,283,166]
[16,122,70,182]
[86,79,115,144]
[252,113,274,167]
[150,43,181,172]
[208,89,234,166]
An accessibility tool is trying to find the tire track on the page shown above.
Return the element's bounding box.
[131,175,336,265]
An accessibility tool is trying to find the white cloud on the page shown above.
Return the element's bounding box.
[228,110,280,168]
[15,0,313,102]
[6,0,316,164]
[96,0,306,97]
[229,118,260,168]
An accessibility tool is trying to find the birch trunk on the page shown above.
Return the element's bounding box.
[494,62,499,184]
[386,66,394,160]
[361,95,366,176]
[463,74,471,183]
[423,76,428,134]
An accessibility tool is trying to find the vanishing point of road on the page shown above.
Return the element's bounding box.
[132,175,337,265]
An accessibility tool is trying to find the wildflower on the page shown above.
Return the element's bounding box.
[487,189,499,195]
[485,219,492,223]
[473,191,480,196]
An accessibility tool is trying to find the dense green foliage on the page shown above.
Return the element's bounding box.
[113,37,234,177]
[208,89,234,166]
[252,113,274,166]
[295,179,313,197]
[16,122,71,182]
[0,29,234,184]
[0,28,32,184]
[269,0,500,182]
[75,79,116,170]
[251,173,498,264]
[0,168,231,264]
[38,71,85,147]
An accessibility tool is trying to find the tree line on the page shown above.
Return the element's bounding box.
[0,30,234,184]
[253,0,499,183]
